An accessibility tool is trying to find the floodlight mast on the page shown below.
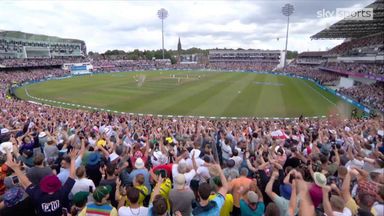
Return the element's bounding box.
[282,3,294,69]
[157,8,168,59]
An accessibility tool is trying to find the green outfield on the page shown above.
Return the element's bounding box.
[15,70,354,118]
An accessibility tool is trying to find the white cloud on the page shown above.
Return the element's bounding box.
[0,0,374,53]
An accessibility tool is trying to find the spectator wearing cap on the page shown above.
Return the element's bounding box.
[169,174,195,216]
[85,151,103,186]
[70,191,89,216]
[0,186,36,216]
[6,148,78,216]
[239,190,265,216]
[126,158,151,191]
[26,153,53,185]
[79,185,117,216]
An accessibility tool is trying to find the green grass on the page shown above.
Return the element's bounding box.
[15,70,354,118]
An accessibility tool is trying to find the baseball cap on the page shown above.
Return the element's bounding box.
[73,191,89,206]
[174,174,186,190]
[93,185,112,202]
[247,191,259,204]
[1,128,9,134]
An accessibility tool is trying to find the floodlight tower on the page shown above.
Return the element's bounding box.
[157,8,168,59]
[282,3,294,69]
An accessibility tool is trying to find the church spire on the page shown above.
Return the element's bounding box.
[177,37,182,52]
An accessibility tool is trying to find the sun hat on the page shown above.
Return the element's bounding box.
[313,172,327,187]
[73,191,89,206]
[3,186,24,207]
[174,174,186,190]
[134,157,145,169]
[309,184,323,207]
[87,152,101,166]
[40,175,62,193]
[279,184,292,200]
[93,185,112,202]
[247,191,259,204]
[0,141,13,154]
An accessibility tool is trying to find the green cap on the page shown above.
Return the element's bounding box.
[73,191,89,206]
[93,185,111,202]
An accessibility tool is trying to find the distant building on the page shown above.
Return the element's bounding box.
[0,30,86,59]
[208,49,280,64]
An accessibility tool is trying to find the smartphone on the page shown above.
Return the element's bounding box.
[12,176,19,184]
[62,207,68,215]
[289,174,295,183]
[89,185,93,193]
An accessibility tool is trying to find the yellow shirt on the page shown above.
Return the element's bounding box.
[208,193,233,216]
[345,197,377,216]
[151,178,172,210]
[124,185,149,207]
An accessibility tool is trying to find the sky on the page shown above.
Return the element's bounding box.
[0,0,374,53]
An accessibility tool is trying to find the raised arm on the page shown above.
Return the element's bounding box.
[341,170,352,202]
[5,151,32,189]
[322,186,334,216]
[69,149,79,179]
[215,164,228,197]
[266,170,279,200]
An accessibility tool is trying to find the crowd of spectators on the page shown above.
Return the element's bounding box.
[0,63,383,216]
[327,34,384,55]
[0,57,88,68]
[279,65,340,85]
[338,83,384,113]
[208,62,277,72]
[323,62,384,76]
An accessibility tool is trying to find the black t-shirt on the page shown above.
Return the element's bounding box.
[26,177,75,216]
[283,156,301,169]
[0,196,37,216]
[99,178,117,207]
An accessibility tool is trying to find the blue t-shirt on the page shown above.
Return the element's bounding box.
[239,199,265,216]
[192,193,225,216]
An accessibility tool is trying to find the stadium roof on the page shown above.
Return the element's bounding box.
[311,0,384,39]
[0,30,84,44]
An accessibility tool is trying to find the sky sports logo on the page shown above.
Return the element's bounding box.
[317,8,373,20]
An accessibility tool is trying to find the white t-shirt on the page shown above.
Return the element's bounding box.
[118,206,148,216]
[220,141,232,160]
[70,178,95,201]
[196,166,210,182]
[333,207,352,216]
[172,164,196,186]
[230,156,243,170]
